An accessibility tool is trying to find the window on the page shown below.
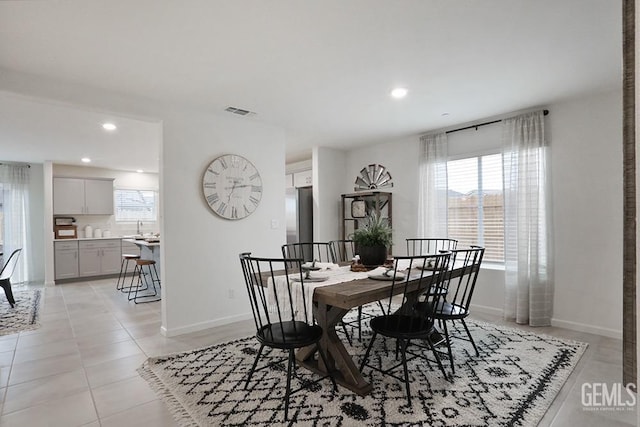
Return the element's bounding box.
[447,154,504,262]
[114,189,157,222]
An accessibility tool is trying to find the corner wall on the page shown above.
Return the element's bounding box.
[550,89,623,337]
[312,147,347,242]
[161,109,286,336]
[344,88,624,338]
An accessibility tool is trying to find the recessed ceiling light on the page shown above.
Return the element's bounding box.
[442,112,450,117]
[102,123,117,131]
[136,169,144,173]
[81,157,91,163]
[390,87,408,99]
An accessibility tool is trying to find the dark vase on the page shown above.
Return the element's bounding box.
[358,245,387,267]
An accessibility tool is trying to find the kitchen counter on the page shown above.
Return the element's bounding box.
[122,238,160,247]
[54,237,124,242]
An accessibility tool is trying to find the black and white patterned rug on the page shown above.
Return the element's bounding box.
[0,289,41,336]
[139,313,587,426]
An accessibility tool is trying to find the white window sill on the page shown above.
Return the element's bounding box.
[481,262,505,271]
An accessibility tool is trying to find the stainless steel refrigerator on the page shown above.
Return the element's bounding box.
[285,186,313,244]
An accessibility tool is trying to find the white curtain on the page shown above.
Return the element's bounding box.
[0,164,30,284]
[418,132,448,237]
[502,111,552,326]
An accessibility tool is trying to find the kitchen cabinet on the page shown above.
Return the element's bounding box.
[53,177,114,215]
[79,239,122,277]
[54,241,79,280]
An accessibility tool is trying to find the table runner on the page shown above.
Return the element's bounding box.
[268,265,389,321]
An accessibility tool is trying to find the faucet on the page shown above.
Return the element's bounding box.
[137,220,143,235]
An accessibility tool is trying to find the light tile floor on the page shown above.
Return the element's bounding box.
[0,279,636,426]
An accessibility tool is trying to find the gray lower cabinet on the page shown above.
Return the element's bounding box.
[54,241,79,280]
[78,239,122,277]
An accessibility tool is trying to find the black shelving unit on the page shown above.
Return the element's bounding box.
[340,191,392,253]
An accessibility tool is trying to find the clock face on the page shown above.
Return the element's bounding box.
[202,154,263,220]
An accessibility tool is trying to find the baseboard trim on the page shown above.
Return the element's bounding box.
[470,304,622,340]
[161,312,253,338]
[471,304,503,317]
[551,318,622,340]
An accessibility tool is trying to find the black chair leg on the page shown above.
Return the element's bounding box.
[316,345,338,391]
[461,318,479,356]
[245,343,265,389]
[284,349,294,421]
[442,320,455,374]
[1,279,15,308]
[357,305,363,340]
[427,330,450,381]
[359,332,377,371]
[399,339,411,406]
[340,321,352,346]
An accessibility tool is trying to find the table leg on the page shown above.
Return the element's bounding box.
[296,302,373,396]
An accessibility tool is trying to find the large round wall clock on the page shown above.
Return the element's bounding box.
[202,154,263,220]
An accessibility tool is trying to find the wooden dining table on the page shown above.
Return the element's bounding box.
[294,268,438,396]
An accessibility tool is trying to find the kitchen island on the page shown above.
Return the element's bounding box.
[123,238,161,279]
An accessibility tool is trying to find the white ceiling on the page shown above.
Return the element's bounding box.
[0,0,622,172]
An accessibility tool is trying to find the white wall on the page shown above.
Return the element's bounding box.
[160,109,286,336]
[344,88,624,338]
[344,136,421,253]
[27,163,45,283]
[312,147,347,242]
[550,89,623,337]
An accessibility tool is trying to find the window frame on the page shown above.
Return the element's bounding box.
[113,187,158,223]
[446,149,505,264]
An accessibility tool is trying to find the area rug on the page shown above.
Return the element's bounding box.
[138,314,587,426]
[0,289,41,336]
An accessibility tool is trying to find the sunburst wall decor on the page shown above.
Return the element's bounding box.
[354,164,393,191]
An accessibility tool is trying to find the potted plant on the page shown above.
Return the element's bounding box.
[351,212,392,267]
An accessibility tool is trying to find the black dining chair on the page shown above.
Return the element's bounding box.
[0,248,22,308]
[239,252,336,421]
[282,241,355,344]
[328,239,356,265]
[359,253,451,406]
[406,238,458,255]
[415,246,485,375]
[281,242,333,264]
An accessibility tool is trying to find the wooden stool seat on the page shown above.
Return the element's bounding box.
[136,259,156,266]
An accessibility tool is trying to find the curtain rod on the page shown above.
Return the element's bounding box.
[0,162,31,168]
[445,109,549,135]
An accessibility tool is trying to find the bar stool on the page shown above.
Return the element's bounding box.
[128,259,161,304]
[117,254,141,292]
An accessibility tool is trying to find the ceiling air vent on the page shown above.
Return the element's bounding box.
[224,106,254,116]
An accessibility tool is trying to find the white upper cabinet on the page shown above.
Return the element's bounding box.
[53,177,114,215]
[84,179,114,215]
[293,169,312,187]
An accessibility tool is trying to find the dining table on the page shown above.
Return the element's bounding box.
[291,263,461,396]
